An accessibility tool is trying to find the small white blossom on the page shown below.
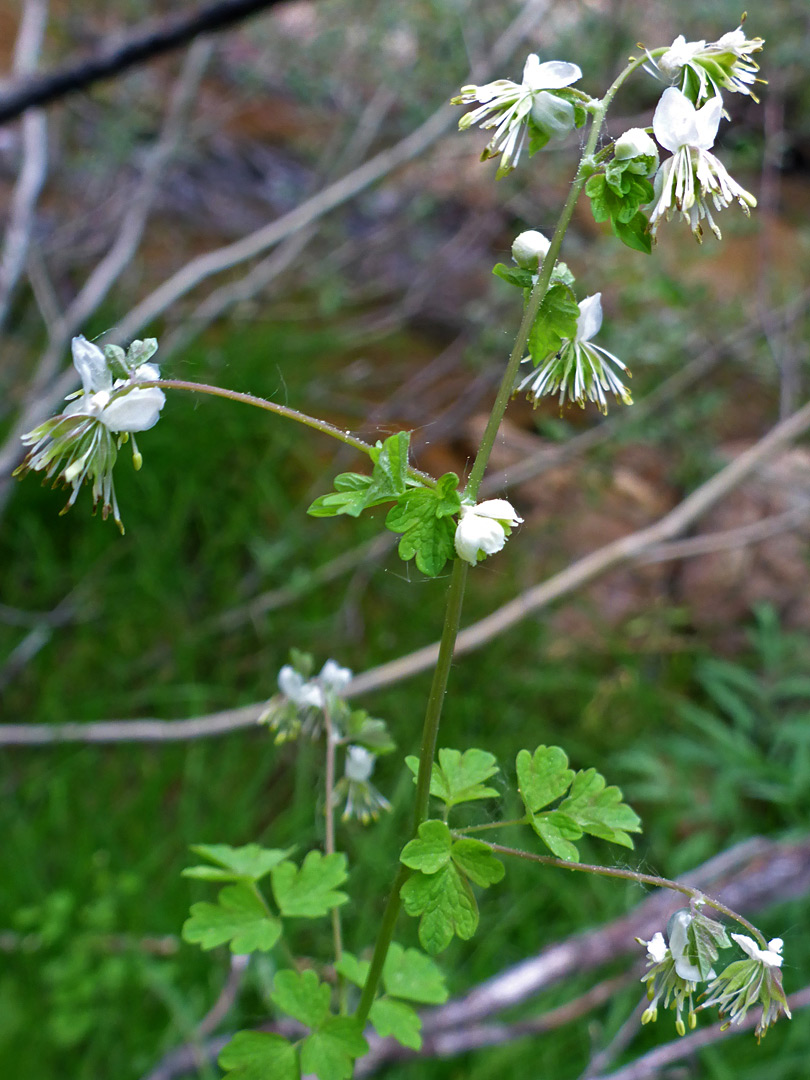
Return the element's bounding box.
[614,127,659,174]
[649,87,756,241]
[643,931,669,964]
[512,229,551,270]
[731,934,784,969]
[519,293,631,412]
[319,658,353,695]
[452,54,583,177]
[278,665,324,709]
[650,25,764,106]
[454,499,523,566]
[334,744,391,824]
[16,336,166,531]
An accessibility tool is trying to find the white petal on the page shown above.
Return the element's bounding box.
[319,658,352,693]
[668,910,703,982]
[576,293,603,342]
[525,58,582,90]
[693,95,723,150]
[133,362,161,382]
[653,87,700,152]
[530,92,575,137]
[731,933,761,960]
[470,498,523,525]
[72,336,112,395]
[455,513,506,564]
[100,387,165,432]
[614,127,659,162]
[645,931,669,963]
[345,745,375,782]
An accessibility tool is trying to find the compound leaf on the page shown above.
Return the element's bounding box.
[271,852,348,919]
[369,998,422,1050]
[182,843,290,884]
[516,745,574,814]
[300,1018,367,1080]
[271,969,331,1029]
[400,864,478,954]
[451,839,505,887]
[218,1032,298,1080]
[182,883,281,953]
[400,820,452,874]
[382,943,448,1004]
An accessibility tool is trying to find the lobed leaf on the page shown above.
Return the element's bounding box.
[516,745,574,814]
[300,1018,367,1080]
[218,1032,298,1080]
[400,864,478,954]
[182,843,291,883]
[559,768,642,849]
[271,851,348,919]
[382,943,448,1004]
[271,969,331,1029]
[451,839,505,887]
[182,883,282,953]
[369,998,422,1050]
[400,820,452,874]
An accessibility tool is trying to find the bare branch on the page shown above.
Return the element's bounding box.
[0,0,292,126]
[0,0,49,331]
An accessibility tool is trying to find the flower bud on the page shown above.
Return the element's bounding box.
[614,127,659,171]
[512,230,551,270]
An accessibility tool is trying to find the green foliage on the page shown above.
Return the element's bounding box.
[182,884,282,953]
[384,472,461,577]
[271,852,349,918]
[219,1032,298,1080]
[492,263,536,289]
[300,1018,367,1080]
[405,747,500,809]
[307,432,411,518]
[527,283,580,362]
[271,969,331,1027]
[400,820,504,952]
[517,745,641,860]
[342,708,396,753]
[182,843,290,883]
[368,998,422,1050]
[585,167,654,254]
[678,909,731,981]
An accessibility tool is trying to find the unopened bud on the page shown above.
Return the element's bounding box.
[512,229,551,270]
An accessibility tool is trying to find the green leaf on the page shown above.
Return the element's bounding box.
[271,969,331,1029]
[400,864,478,954]
[271,852,348,918]
[527,283,579,362]
[530,810,582,861]
[334,952,370,989]
[218,1032,298,1080]
[678,909,732,981]
[384,477,461,577]
[559,768,642,848]
[307,485,372,518]
[382,943,448,1004]
[612,210,652,254]
[343,710,396,754]
[400,820,452,874]
[364,432,410,506]
[451,839,505,887]
[182,843,291,883]
[300,1018,367,1080]
[182,883,282,953]
[516,745,575,814]
[370,998,422,1050]
[405,748,500,809]
[492,263,536,289]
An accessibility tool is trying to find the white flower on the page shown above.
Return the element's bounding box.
[649,87,756,241]
[519,292,631,412]
[643,931,669,964]
[731,934,784,969]
[16,336,166,531]
[454,499,523,566]
[319,658,352,695]
[452,54,583,177]
[614,127,659,173]
[278,665,324,709]
[650,25,764,106]
[512,229,551,270]
[668,909,711,982]
[334,744,391,824]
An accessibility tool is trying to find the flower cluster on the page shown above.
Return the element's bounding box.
[650,24,764,107]
[519,293,631,412]
[15,336,166,532]
[265,657,353,741]
[638,910,791,1040]
[452,54,585,177]
[454,499,523,566]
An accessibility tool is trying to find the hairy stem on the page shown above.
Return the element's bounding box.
[483,841,767,944]
[322,698,346,1011]
[146,379,437,486]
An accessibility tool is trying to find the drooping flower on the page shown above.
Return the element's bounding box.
[278,665,325,710]
[333,744,391,824]
[702,934,791,1040]
[519,293,631,412]
[319,658,353,696]
[649,87,756,241]
[454,499,523,566]
[15,336,166,531]
[649,24,764,107]
[637,923,704,1036]
[452,54,584,177]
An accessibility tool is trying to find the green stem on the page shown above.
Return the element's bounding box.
[146,379,437,487]
[483,841,767,944]
[322,697,346,1012]
[453,817,529,835]
[464,51,652,501]
[355,558,469,1025]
